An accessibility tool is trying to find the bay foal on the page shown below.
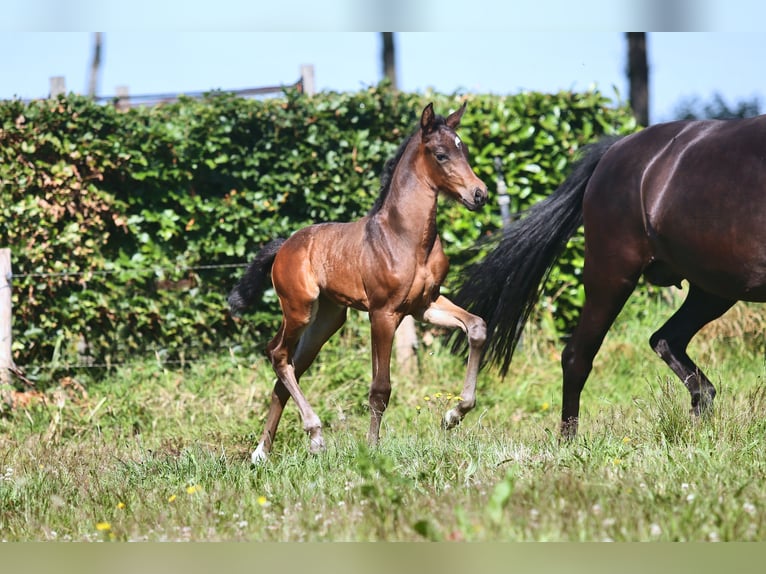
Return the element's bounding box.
[229,102,488,461]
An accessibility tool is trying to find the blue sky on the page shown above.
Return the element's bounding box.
[2,2,765,124]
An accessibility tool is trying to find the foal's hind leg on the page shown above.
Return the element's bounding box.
[253,298,347,462]
[649,285,734,416]
[418,295,486,429]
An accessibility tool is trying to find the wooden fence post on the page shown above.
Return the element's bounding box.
[300,65,315,96]
[394,314,418,375]
[0,248,13,385]
[115,85,130,111]
[49,76,66,98]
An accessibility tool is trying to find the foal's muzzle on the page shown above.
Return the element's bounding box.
[474,187,487,207]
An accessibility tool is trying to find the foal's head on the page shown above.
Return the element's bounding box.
[418,102,488,211]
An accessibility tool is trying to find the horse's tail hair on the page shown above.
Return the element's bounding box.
[227,238,287,316]
[454,136,622,375]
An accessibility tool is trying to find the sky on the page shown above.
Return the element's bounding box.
[2,3,766,125]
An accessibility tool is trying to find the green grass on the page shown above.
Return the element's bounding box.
[1,290,765,542]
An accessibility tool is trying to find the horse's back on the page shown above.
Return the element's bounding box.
[587,114,766,300]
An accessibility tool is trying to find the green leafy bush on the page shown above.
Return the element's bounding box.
[0,86,637,383]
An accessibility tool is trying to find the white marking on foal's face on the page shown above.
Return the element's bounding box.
[454,135,462,149]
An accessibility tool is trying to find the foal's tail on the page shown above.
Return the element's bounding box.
[227,238,287,315]
[454,136,622,375]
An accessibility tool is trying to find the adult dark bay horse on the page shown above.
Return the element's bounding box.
[456,115,766,439]
[229,103,488,462]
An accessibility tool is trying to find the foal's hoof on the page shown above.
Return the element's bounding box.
[442,409,462,431]
[309,435,326,454]
[251,443,269,465]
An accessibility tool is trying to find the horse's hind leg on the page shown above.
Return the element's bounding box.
[561,268,640,439]
[649,285,734,416]
[419,295,486,429]
[253,297,347,462]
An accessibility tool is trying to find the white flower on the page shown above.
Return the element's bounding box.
[591,503,602,516]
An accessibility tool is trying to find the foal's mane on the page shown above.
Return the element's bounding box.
[367,113,449,216]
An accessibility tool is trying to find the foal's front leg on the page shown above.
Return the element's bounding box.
[419,295,486,429]
[367,310,400,445]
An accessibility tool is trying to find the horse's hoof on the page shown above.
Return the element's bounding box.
[559,419,579,442]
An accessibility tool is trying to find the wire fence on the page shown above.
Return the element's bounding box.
[7,66,315,108]
[10,262,248,281]
[1,253,260,381]
[93,80,308,109]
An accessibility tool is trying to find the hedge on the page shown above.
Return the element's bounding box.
[0,85,637,384]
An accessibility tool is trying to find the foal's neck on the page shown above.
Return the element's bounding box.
[375,141,439,252]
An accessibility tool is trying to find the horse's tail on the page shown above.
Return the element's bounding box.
[454,136,622,375]
[227,238,287,315]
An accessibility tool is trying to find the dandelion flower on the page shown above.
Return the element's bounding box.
[168,494,177,503]
[622,436,631,444]
[257,496,269,507]
[541,402,550,411]
[96,522,111,531]
[116,502,126,510]
[186,484,202,495]
[424,395,431,402]
[434,392,442,399]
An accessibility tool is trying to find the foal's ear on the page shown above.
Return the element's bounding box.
[445,102,467,129]
[420,102,436,134]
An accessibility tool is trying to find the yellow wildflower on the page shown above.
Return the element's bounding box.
[186,484,202,494]
[541,402,550,411]
[116,502,126,510]
[168,494,177,503]
[257,496,269,507]
[96,522,111,531]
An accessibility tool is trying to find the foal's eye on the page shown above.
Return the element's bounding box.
[435,152,449,162]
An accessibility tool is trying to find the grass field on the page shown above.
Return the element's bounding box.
[1,287,765,542]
